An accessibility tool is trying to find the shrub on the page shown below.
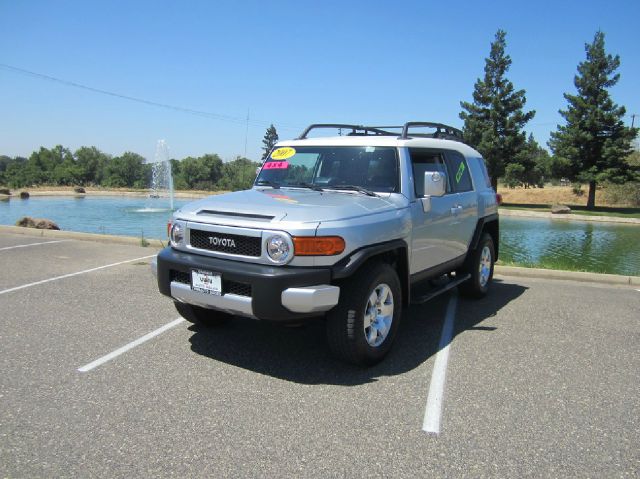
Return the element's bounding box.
[603,182,640,206]
[572,183,584,196]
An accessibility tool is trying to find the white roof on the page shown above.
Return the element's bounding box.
[276,135,481,158]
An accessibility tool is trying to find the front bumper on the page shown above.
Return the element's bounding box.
[155,247,339,321]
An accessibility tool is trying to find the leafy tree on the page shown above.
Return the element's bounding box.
[460,29,535,190]
[75,146,110,185]
[102,152,148,188]
[218,157,260,191]
[176,154,223,190]
[1,156,27,187]
[261,124,279,161]
[20,146,73,185]
[549,31,639,209]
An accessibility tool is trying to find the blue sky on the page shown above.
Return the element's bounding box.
[1,0,638,162]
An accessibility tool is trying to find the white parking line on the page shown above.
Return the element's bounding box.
[0,255,155,295]
[78,317,185,372]
[422,292,458,435]
[0,240,69,251]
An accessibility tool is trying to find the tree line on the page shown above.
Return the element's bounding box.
[0,146,260,192]
[460,30,638,209]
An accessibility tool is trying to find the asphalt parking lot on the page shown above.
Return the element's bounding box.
[1,230,638,478]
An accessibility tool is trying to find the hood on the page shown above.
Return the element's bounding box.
[176,188,402,224]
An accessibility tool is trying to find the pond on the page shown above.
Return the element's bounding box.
[0,196,188,241]
[499,216,640,276]
[1,196,638,276]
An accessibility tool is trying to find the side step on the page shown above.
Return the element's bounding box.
[410,274,471,305]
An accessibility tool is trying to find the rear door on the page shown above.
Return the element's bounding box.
[443,150,478,256]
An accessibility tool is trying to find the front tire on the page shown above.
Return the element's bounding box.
[458,233,495,298]
[174,301,232,327]
[326,262,402,366]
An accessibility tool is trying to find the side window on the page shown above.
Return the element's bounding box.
[444,151,473,192]
[409,148,450,197]
[477,157,492,188]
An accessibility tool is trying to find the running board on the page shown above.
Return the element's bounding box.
[410,274,471,305]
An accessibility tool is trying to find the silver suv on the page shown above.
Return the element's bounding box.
[154,122,499,365]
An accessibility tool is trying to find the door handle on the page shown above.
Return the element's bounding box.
[450,205,463,215]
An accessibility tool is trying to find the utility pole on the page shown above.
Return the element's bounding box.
[244,108,250,158]
[631,113,636,128]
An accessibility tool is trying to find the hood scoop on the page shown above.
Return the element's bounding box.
[197,209,275,221]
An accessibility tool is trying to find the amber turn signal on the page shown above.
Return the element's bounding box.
[293,236,345,256]
[167,221,172,238]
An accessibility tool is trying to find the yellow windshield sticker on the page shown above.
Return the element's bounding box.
[271,147,296,160]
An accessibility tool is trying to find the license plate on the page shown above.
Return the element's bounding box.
[191,269,222,296]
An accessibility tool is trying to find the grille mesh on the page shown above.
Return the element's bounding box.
[189,229,261,257]
[223,280,252,297]
[171,270,190,284]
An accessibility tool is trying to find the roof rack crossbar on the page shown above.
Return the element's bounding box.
[400,122,463,141]
[297,124,396,140]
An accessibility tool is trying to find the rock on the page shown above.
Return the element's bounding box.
[551,204,571,214]
[0,188,10,195]
[16,216,60,230]
[20,191,30,199]
[74,186,86,194]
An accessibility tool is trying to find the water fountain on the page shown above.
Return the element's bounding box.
[143,139,175,212]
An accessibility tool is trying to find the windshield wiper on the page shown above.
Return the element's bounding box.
[255,179,280,189]
[330,185,377,197]
[288,182,324,192]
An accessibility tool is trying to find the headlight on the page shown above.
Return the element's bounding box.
[265,234,291,264]
[170,222,184,246]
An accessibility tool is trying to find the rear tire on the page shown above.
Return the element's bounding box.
[458,233,495,298]
[326,262,402,366]
[174,301,232,327]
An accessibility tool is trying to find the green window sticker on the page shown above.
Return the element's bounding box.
[455,162,465,183]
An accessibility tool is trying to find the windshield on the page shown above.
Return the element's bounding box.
[256,146,399,193]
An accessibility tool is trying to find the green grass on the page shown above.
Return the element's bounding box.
[500,203,640,219]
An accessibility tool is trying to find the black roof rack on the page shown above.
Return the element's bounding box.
[297,122,464,142]
[297,124,396,139]
[399,122,463,141]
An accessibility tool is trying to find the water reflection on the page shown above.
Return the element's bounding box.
[500,217,640,276]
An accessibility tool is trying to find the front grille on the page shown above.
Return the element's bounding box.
[189,229,261,257]
[170,270,252,298]
[223,280,252,297]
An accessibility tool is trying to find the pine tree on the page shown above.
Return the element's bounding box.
[261,124,279,161]
[549,31,638,209]
[460,30,535,190]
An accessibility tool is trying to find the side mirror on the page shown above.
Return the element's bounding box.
[424,171,446,197]
[421,171,446,212]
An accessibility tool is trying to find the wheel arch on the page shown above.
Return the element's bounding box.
[469,214,499,260]
[332,239,410,306]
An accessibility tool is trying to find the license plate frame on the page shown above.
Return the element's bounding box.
[191,269,222,296]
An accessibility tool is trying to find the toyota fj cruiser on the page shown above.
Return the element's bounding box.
[153,122,499,365]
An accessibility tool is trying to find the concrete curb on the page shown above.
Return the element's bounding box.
[495,265,640,286]
[499,208,640,224]
[0,225,166,249]
[2,225,638,286]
